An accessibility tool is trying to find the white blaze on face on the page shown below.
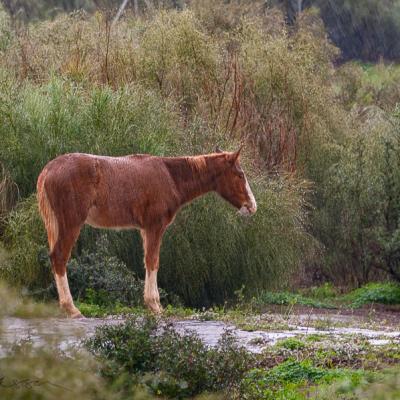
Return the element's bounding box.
[239,177,257,216]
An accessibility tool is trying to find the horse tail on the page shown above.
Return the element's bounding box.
[37,169,59,253]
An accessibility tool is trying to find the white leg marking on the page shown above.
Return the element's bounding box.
[54,273,81,316]
[145,269,158,301]
[144,269,161,312]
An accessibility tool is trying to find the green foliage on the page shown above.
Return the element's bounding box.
[253,283,400,310]
[304,283,337,300]
[0,4,12,53]
[253,291,336,309]
[86,315,255,398]
[315,107,400,285]
[159,177,312,306]
[337,62,400,110]
[316,368,400,400]
[241,360,362,400]
[67,235,144,307]
[0,76,177,196]
[0,346,119,400]
[0,195,51,293]
[277,338,306,351]
[137,10,217,110]
[0,281,60,318]
[345,282,400,308]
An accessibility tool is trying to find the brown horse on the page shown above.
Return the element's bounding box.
[37,148,257,317]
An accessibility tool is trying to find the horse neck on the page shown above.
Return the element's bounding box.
[164,155,221,206]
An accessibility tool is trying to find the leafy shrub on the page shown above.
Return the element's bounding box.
[241,360,360,400]
[0,195,51,294]
[316,368,400,400]
[0,76,177,197]
[67,235,144,307]
[253,291,335,309]
[86,315,255,398]
[345,282,400,308]
[0,346,119,400]
[303,283,337,300]
[277,338,306,351]
[315,107,400,286]
[0,4,12,53]
[0,281,60,318]
[337,62,400,110]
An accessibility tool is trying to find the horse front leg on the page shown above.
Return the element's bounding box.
[141,227,164,314]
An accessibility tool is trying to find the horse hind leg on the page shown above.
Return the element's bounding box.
[50,226,83,318]
[38,182,83,318]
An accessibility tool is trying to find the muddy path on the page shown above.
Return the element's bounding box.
[2,310,400,355]
[267,304,400,327]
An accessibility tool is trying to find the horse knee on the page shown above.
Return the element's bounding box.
[145,255,159,271]
[50,245,69,275]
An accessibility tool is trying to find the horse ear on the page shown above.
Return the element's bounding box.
[232,145,243,162]
[215,145,223,153]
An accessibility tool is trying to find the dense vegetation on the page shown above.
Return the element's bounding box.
[1,0,400,307]
[2,2,400,400]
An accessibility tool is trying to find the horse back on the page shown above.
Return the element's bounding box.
[38,153,177,230]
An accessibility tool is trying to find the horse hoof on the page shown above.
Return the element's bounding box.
[70,311,85,319]
[147,303,163,315]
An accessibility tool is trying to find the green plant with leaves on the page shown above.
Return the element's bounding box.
[86,315,255,398]
[315,107,400,286]
[345,282,400,308]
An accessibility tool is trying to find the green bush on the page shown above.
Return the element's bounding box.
[345,282,400,308]
[253,291,335,309]
[0,4,12,53]
[67,235,144,307]
[304,283,337,300]
[0,76,177,197]
[156,177,313,307]
[315,107,400,286]
[241,360,362,400]
[0,195,51,294]
[86,315,255,398]
[316,368,400,400]
[277,338,306,351]
[0,346,120,400]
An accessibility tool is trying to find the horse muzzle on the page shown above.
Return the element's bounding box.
[239,204,257,217]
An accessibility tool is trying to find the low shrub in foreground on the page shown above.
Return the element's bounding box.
[85,315,255,398]
[315,367,400,400]
[241,360,364,400]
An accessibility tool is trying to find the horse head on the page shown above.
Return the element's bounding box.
[214,147,257,216]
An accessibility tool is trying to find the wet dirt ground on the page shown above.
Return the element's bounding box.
[2,309,400,355]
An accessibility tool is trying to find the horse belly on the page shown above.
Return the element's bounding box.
[85,204,138,230]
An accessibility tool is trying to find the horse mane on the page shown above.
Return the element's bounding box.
[185,155,207,174]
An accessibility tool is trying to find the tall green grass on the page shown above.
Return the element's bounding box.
[0,71,313,305]
[2,5,399,304]
[0,76,177,196]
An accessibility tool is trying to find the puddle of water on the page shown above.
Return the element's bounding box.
[1,317,400,355]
